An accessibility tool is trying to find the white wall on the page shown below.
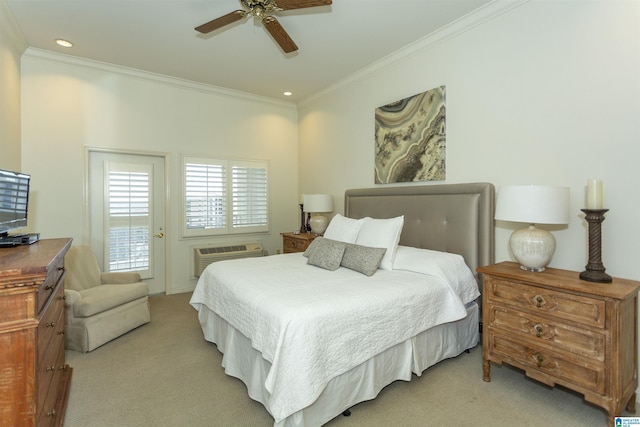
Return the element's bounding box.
[20,51,299,294]
[0,0,26,170]
[298,0,640,282]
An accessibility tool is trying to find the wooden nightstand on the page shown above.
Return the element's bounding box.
[281,232,318,253]
[478,262,639,426]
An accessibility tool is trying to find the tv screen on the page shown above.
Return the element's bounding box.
[0,168,30,237]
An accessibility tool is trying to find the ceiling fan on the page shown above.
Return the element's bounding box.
[195,0,332,53]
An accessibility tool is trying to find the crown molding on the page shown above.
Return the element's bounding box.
[0,0,28,54]
[21,47,297,110]
[298,0,528,108]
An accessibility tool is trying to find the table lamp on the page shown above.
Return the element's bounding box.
[303,194,333,235]
[495,185,570,272]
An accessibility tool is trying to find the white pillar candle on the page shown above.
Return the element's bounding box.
[586,179,603,209]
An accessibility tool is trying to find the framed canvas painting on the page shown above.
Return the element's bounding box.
[375,85,446,184]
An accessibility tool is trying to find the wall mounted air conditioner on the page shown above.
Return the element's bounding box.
[194,243,263,277]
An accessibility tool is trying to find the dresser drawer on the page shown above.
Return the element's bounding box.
[486,277,606,329]
[37,341,66,427]
[487,305,605,361]
[37,287,65,368]
[37,251,66,314]
[490,334,606,395]
[37,327,64,412]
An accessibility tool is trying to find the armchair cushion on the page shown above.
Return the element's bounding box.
[101,271,141,284]
[73,282,149,318]
[64,289,81,306]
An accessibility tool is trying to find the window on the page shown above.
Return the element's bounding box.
[183,156,269,237]
[106,163,152,273]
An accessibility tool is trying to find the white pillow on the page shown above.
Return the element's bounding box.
[323,214,365,244]
[355,216,404,270]
[393,246,480,305]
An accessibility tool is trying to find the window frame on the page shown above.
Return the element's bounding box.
[182,155,269,238]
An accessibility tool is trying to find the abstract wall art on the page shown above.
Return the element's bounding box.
[374,85,446,184]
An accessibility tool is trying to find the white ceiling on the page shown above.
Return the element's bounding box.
[6,0,493,102]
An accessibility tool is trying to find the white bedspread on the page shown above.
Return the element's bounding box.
[190,253,478,422]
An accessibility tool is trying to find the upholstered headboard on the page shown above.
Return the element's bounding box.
[344,182,495,282]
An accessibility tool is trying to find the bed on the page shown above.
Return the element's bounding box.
[190,182,495,426]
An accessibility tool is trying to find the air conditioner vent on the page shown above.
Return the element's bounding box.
[194,242,262,277]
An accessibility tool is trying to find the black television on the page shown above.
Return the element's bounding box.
[0,168,31,239]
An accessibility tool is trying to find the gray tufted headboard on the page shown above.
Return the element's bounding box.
[344,182,495,283]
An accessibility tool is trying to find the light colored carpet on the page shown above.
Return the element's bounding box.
[64,292,617,426]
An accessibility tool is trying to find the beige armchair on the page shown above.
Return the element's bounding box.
[64,245,151,352]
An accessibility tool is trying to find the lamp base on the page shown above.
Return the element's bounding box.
[520,264,546,273]
[309,214,328,235]
[509,225,556,272]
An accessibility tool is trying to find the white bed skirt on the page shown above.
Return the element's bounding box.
[197,302,479,427]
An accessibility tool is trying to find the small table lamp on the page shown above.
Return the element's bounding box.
[495,185,570,272]
[303,194,333,235]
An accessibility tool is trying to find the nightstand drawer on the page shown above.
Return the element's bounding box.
[282,233,317,253]
[490,335,606,395]
[486,277,606,329]
[488,305,605,361]
[283,237,307,252]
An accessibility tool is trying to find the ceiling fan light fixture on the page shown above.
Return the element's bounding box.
[283,91,292,96]
[196,0,331,53]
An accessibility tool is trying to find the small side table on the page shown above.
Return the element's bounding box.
[281,232,318,253]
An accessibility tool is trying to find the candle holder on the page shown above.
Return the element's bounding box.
[579,209,612,283]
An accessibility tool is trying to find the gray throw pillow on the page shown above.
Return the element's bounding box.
[341,244,387,276]
[306,238,346,271]
[303,236,323,258]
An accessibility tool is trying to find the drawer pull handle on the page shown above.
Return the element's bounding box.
[535,295,544,308]
[46,365,55,372]
[45,284,54,291]
[534,324,544,337]
[47,409,56,417]
[536,354,544,367]
[58,330,65,335]
[46,322,55,328]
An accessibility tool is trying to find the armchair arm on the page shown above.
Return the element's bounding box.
[100,271,142,284]
[64,289,81,306]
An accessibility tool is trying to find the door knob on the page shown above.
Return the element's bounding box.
[154,232,164,238]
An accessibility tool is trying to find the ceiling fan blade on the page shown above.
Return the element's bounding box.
[275,0,332,11]
[195,10,248,34]
[263,16,298,53]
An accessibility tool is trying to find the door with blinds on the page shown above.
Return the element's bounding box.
[89,151,166,294]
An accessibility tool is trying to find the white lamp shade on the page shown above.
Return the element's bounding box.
[496,185,570,272]
[495,185,570,225]
[303,194,333,213]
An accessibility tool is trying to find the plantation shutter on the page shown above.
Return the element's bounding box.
[231,161,268,232]
[183,157,268,236]
[184,160,227,235]
[106,162,151,273]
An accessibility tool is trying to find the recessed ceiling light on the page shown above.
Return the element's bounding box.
[283,91,293,97]
[55,39,73,48]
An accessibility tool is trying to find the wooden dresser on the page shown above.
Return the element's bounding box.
[479,262,639,426]
[281,232,318,253]
[0,238,73,427]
